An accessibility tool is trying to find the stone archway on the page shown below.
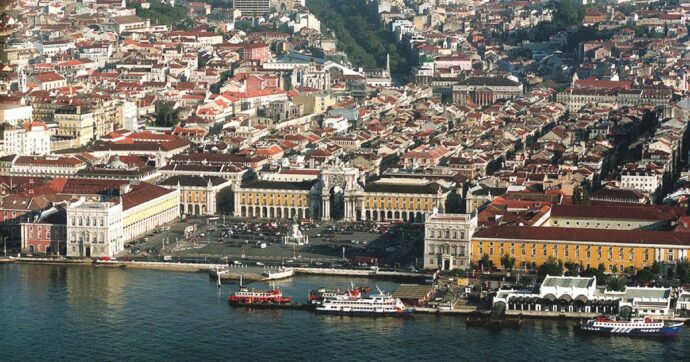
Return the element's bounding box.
[318,166,361,221]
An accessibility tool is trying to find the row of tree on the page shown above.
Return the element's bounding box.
[480,254,690,289]
[306,0,414,77]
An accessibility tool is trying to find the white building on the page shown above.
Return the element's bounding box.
[0,104,32,125]
[66,198,124,258]
[493,275,672,315]
[620,164,663,198]
[3,122,51,156]
[424,213,477,270]
[122,100,139,131]
[322,115,348,134]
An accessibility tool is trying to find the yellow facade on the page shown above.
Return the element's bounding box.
[363,195,435,212]
[123,194,179,228]
[472,239,685,272]
[239,191,309,207]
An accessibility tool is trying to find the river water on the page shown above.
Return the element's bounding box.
[0,264,687,361]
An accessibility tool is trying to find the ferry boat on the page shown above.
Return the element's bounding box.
[575,316,683,337]
[307,287,361,304]
[315,287,412,316]
[228,286,291,306]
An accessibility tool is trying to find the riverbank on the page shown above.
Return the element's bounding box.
[7,258,690,323]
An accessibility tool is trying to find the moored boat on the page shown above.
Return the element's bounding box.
[315,287,413,316]
[307,287,361,304]
[575,316,683,337]
[228,286,291,306]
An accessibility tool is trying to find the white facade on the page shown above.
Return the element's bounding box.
[122,100,139,131]
[0,104,32,125]
[322,115,348,134]
[620,173,661,195]
[66,198,124,258]
[424,213,477,270]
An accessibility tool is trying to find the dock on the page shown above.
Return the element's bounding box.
[294,267,429,280]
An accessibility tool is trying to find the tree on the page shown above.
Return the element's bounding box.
[564,262,580,276]
[581,266,606,281]
[538,257,563,277]
[500,254,516,271]
[636,268,656,285]
[675,258,690,283]
[607,276,626,291]
[155,102,179,127]
[479,254,494,271]
[216,186,234,214]
[572,186,590,205]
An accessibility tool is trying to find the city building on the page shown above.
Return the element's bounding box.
[20,205,67,255]
[493,275,672,315]
[547,204,684,230]
[121,183,180,242]
[473,226,690,272]
[3,122,51,156]
[66,197,124,258]
[233,0,270,16]
[54,105,95,147]
[452,76,524,106]
[158,175,233,216]
[423,213,477,270]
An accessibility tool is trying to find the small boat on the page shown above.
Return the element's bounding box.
[262,267,294,281]
[575,316,683,337]
[228,286,291,306]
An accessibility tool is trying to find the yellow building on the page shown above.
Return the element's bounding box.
[54,105,95,147]
[158,175,233,216]
[472,226,690,272]
[121,183,180,242]
[361,179,448,222]
[234,180,318,219]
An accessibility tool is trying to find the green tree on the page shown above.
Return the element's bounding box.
[572,186,590,205]
[581,266,606,281]
[480,254,494,270]
[636,268,656,285]
[538,257,563,277]
[216,186,234,214]
[564,262,580,276]
[155,102,179,127]
[675,258,690,283]
[606,276,626,291]
[500,254,516,271]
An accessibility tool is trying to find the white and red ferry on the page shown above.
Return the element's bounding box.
[307,287,362,304]
[228,286,291,306]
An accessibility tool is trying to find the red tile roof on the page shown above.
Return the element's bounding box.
[475,226,690,246]
[121,183,175,210]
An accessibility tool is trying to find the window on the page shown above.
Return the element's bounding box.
[521,244,526,256]
[644,250,649,262]
[564,246,569,257]
[597,247,602,259]
[629,248,634,261]
[619,248,624,260]
[668,249,674,262]
[542,244,547,256]
[532,244,536,257]
[586,246,591,258]
[553,245,558,257]
[608,248,613,260]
